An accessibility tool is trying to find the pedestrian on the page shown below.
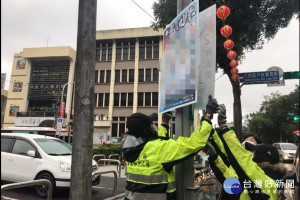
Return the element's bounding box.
[203,104,287,200]
[122,95,219,200]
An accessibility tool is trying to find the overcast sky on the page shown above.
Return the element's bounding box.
[1,0,299,126]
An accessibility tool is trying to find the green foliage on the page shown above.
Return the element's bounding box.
[93,144,121,158]
[245,85,299,143]
[151,0,177,30]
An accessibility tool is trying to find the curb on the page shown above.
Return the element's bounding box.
[103,192,126,200]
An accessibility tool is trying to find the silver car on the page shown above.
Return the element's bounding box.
[273,143,298,162]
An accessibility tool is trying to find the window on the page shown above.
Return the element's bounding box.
[116,47,122,61]
[130,45,135,60]
[113,117,118,121]
[1,137,13,152]
[94,94,97,107]
[100,70,105,83]
[139,38,159,60]
[128,93,133,106]
[99,42,112,61]
[146,69,151,82]
[139,40,145,59]
[146,46,152,59]
[115,70,120,83]
[119,123,125,136]
[96,49,100,61]
[129,69,134,82]
[12,139,35,156]
[101,48,107,61]
[104,93,110,106]
[114,93,120,106]
[122,70,127,83]
[138,92,143,106]
[95,71,99,83]
[121,93,127,106]
[145,92,151,106]
[98,94,103,107]
[153,46,159,59]
[153,68,158,82]
[112,123,118,137]
[106,70,111,83]
[120,117,126,121]
[107,48,112,61]
[152,92,158,106]
[123,43,128,61]
[139,69,144,82]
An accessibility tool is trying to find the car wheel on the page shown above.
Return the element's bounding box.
[35,172,55,198]
[280,155,284,163]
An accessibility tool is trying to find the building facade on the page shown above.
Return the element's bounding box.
[1,73,6,89]
[2,46,76,128]
[93,27,164,145]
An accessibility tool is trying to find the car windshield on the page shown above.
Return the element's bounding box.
[34,138,72,156]
[280,144,298,150]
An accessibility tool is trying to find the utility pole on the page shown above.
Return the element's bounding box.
[175,1,199,200]
[69,0,97,199]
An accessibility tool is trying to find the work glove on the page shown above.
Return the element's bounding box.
[202,143,217,157]
[205,95,219,119]
[162,112,173,122]
[218,104,227,128]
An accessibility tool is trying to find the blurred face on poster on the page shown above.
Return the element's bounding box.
[9,107,18,116]
[16,60,25,69]
[13,82,22,92]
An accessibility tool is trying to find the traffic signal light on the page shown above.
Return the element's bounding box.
[283,71,300,80]
[287,115,299,122]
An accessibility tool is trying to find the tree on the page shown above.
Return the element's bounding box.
[245,85,299,143]
[151,0,299,139]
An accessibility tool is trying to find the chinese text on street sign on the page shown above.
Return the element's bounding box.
[238,71,279,83]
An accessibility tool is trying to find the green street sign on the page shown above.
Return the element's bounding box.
[283,71,300,80]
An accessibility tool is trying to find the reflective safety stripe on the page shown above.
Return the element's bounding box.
[167,181,176,191]
[127,172,168,183]
[125,190,167,200]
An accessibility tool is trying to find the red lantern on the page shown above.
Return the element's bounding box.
[227,50,237,60]
[231,74,239,81]
[231,67,239,74]
[230,60,238,68]
[217,5,230,21]
[224,39,234,50]
[220,25,232,38]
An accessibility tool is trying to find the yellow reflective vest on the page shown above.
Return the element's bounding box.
[123,120,213,200]
[208,129,282,200]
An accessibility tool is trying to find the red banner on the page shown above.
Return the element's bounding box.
[59,101,65,118]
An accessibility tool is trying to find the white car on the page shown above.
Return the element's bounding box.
[273,142,298,162]
[1,133,100,197]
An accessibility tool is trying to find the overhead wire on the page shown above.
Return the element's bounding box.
[130,0,155,20]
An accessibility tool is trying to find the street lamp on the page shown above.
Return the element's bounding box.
[59,82,75,118]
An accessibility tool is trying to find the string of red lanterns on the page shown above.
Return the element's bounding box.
[217,5,239,82]
[217,4,242,95]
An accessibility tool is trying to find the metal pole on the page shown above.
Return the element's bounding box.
[61,82,75,103]
[175,1,198,200]
[69,0,97,199]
